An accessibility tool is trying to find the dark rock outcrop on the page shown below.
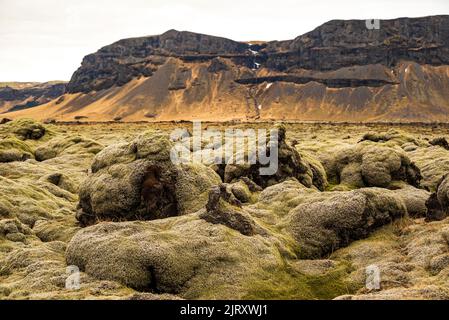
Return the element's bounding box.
[200,184,261,236]
[426,174,449,221]
[235,75,398,88]
[264,15,449,72]
[221,125,328,190]
[0,118,12,124]
[429,137,449,150]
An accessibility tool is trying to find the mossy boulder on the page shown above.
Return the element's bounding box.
[0,119,48,140]
[252,179,318,218]
[230,180,253,203]
[409,146,449,191]
[66,212,358,299]
[76,131,221,226]
[389,183,430,217]
[320,142,422,189]
[359,129,422,148]
[426,174,449,221]
[0,234,143,299]
[220,125,327,190]
[245,180,428,259]
[0,138,34,162]
[288,188,409,259]
[0,218,34,243]
[229,178,261,203]
[66,215,282,297]
[0,174,76,227]
[333,216,449,300]
[200,184,264,236]
[33,217,80,243]
[38,172,78,194]
[298,150,328,190]
[35,136,103,161]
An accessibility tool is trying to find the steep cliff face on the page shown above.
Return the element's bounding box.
[0,82,66,114]
[5,15,449,122]
[67,16,449,93]
[264,15,449,71]
[66,30,251,93]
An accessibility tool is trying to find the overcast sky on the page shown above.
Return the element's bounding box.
[0,0,448,82]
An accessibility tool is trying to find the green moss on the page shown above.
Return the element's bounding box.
[242,260,358,300]
[0,137,33,153]
[0,119,55,141]
[304,262,358,299]
[326,183,358,191]
[35,135,103,161]
[0,137,34,162]
[330,223,402,264]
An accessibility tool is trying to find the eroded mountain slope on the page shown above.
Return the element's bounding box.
[3,16,449,122]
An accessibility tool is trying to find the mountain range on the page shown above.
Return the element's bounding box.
[0,82,66,114]
[2,15,449,122]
